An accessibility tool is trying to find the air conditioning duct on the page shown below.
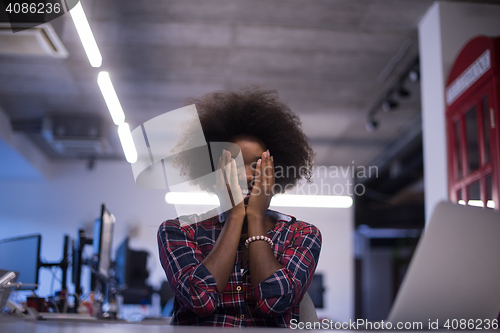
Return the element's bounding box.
[0,23,68,57]
[12,114,112,157]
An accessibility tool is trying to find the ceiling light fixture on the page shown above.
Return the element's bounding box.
[117,123,138,163]
[70,2,102,68]
[165,192,220,206]
[97,72,125,125]
[165,192,353,208]
[271,194,353,208]
[397,86,410,98]
[382,99,398,112]
[408,70,420,83]
[365,118,379,132]
[365,56,419,132]
[376,39,415,84]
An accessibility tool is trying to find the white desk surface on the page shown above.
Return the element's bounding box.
[0,315,475,332]
[0,315,283,332]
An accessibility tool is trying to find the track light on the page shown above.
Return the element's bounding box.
[408,70,419,82]
[397,86,410,98]
[366,56,419,132]
[365,118,379,132]
[382,99,398,112]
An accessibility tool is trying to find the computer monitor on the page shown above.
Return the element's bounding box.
[114,237,149,289]
[114,237,152,304]
[307,274,324,308]
[93,204,115,278]
[72,229,87,296]
[0,234,41,290]
[114,237,129,287]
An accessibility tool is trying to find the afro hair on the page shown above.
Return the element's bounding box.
[173,86,315,193]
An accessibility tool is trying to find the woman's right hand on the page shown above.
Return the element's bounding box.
[215,149,245,220]
[201,149,247,292]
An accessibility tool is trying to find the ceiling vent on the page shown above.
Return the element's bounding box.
[46,137,112,156]
[41,115,112,156]
[12,114,113,157]
[0,23,68,57]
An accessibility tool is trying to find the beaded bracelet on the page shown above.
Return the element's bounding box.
[245,235,273,248]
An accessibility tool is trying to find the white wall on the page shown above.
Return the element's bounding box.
[0,158,354,321]
[285,166,354,322]
[418,1,500,222]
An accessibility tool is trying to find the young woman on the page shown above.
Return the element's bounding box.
[157,87,321,327]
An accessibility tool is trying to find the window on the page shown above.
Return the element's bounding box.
[447,82,498,210]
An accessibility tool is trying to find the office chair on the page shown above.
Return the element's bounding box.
[299,292,319,323]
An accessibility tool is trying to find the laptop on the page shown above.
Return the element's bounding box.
[387,201,500,329]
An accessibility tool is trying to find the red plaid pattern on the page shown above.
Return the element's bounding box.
[157,209,321,327]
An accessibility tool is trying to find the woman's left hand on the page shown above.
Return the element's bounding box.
[246,150,275,219]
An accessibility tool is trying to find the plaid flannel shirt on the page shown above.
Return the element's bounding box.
[157,209,322,327]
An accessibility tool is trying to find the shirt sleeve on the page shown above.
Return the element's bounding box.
[157,220,220,316]
[252,223,322,316]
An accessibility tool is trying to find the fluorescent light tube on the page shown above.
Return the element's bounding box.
[118,123,138,163]
[70,2,102,68]
[165,192,220,206]
[165,192,352,208]
[97,72,125,125]
[271,194,353,208]
[458,200,495,208]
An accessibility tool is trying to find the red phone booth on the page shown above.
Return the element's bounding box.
[446,35,500,210]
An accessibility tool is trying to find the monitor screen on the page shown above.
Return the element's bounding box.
[114,238,150,290]
[0,234,40,290]
[308,274,324,308]
[93,204,115,278]
[114,237,129,287]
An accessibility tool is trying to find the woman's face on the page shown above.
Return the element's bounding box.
[230,134,267,197]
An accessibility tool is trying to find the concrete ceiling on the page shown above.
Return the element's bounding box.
[0,0,444,167]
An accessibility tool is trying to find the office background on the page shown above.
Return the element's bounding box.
[1,0,500,323]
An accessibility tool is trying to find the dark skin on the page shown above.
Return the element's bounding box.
[201,135,283,291]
